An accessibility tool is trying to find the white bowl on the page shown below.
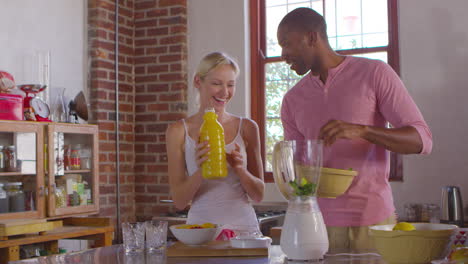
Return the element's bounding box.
[169,224,219,245]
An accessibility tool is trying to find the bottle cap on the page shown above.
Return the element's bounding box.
[205,107,215,113]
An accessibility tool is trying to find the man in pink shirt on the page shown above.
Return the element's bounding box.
[277,8,432,249]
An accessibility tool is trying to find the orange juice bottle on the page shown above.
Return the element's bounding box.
[199,108,228,179]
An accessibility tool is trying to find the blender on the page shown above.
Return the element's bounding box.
[272,140,328,261]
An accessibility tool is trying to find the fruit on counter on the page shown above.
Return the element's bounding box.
[449,247,468,263]
[392,222,416,231]
[175,222,216,229]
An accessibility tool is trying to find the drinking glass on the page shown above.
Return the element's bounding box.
[145,220,167,253]
[122,222,145,254]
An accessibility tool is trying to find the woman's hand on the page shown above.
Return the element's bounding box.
[226,143,244,171]
[195,141,210,168]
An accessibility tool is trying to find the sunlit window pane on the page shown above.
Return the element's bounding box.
[265,0,323,57]
[266,5,288,57]
[363,33,388,48]
[362,0,388,35]
[264,62,301,170]
[325,0,388,50]
[354,51,388,63]
[336,35,362,50]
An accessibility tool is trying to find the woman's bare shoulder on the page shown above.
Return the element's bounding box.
[241,117,259,133]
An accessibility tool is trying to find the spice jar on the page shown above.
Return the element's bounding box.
[0,183,9,213]
[5,182,25,212]
[5,146,18,172]
[0,146,5,172]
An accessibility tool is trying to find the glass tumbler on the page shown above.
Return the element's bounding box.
[145,220,168,253]
[122,222,145,254]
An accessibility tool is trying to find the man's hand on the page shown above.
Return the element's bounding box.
[318,120,367,146]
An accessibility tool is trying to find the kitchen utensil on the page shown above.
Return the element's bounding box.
[317,167,358,198]
[69,91,88,122]
[272,140,328,261]
[440,186,464,227]
[18,84,51,122]
[370,223,458,264]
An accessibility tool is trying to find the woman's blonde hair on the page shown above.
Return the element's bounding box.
[195,52,239,80]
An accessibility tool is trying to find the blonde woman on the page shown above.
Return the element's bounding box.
[166,52,264,232]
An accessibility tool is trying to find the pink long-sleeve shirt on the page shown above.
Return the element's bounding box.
[281,56,432,226]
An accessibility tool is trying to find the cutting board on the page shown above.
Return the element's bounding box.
[167,241,268,257]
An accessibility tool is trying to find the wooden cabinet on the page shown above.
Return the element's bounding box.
[0,121,99,220]
[0,121,45,220]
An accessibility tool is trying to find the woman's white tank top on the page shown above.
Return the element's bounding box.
[182,118,259,231]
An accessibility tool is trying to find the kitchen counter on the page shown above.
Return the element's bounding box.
[10,244,386,264]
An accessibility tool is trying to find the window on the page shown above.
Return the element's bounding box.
[250,0,402,181]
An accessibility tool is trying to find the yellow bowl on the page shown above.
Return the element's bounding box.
[370,223,458,264]
[317,167,357,198]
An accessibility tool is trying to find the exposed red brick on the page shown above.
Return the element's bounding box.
[148,103,169,112]
[148,84,169,92]
[159,0,186,8]
[147,27,169,36]
[159,93,183,101]
[147,9,168,17]
[159,55,181,63]
[160,35,185,45]
[148,65,169,73]
[159,113,186,121]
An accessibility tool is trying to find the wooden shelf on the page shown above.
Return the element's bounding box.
[0,172,36,177]
[64,170,91,174]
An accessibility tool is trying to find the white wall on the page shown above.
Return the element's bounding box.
[188,0,468,217]
[0,0,87,106]
[187,0,250,117]
[391,0,468,218]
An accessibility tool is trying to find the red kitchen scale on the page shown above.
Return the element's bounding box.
[19,84,51,122]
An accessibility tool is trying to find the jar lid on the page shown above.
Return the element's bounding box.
[5,182,22,186]
[7,145,15,149]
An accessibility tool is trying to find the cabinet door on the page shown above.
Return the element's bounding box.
[0,121,45,220]
[47,123,99,217]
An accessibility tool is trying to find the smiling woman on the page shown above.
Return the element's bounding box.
[166,52,265,233]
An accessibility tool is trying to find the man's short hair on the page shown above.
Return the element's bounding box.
[279,7,328,39]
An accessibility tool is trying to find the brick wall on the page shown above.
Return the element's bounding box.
[88,0,137,225]
[88,0,188,226]
[134,0,188,221]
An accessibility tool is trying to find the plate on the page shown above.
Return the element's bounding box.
[230,236,271,248]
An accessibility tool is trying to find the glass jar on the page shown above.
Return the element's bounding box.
[70,144,81,170]
[0,146,5,172]
[5,182,25,212]
[5,146,18,172]
[0,183,9,213]
[55,186,66,208]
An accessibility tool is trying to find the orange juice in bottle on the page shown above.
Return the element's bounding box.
[199,108,227,179]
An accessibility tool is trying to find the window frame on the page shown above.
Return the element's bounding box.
[250,0,402,182]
